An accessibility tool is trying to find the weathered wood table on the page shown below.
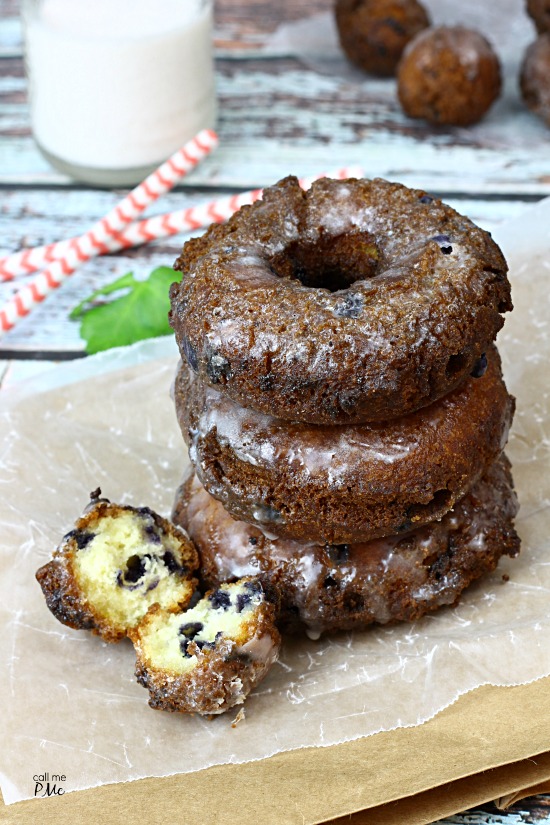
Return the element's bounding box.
[1,0,549,822]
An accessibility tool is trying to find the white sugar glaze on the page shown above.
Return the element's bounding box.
[184,348,507,488]
[176,457,518,635]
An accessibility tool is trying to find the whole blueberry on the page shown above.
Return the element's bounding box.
[470,353,488,378]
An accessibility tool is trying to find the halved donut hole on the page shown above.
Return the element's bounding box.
[269,230,381,292]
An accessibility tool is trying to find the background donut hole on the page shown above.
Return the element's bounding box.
[269,230,381,292]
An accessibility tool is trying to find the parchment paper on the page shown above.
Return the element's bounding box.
[1,197,550,805]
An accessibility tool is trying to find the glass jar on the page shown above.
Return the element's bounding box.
[22,0,216,186]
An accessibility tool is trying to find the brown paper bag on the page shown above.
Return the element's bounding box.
[3,675,550,825]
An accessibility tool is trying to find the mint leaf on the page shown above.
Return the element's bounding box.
[71,266,179,354]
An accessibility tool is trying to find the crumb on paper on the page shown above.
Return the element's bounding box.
[232,708,246,728]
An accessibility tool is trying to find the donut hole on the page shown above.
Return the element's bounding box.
[269,230,381,292]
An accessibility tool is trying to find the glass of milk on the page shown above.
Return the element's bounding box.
[22,0,216,186]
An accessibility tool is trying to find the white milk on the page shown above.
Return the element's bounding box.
[24,0,216,183]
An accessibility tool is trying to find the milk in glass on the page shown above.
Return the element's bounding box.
[23,0,216,185]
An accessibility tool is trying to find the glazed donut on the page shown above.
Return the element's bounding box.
[169,176,512,425]
[171,457,520,637]
[173,346,514,544]
[526,0,550,34]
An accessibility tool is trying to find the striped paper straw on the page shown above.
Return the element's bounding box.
[0,129,218,335]
[0,166,363,282]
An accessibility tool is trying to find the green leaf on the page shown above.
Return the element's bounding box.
[69,271,137,320]
[70,266,179,354]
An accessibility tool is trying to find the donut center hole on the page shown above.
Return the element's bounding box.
[269,230,381,292]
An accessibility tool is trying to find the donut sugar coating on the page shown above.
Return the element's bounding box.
[334,0,430,76]
[130,578,281,715]
[397,26,502,126]
[169,175,511,425]
[172,457,520,638]
[173,346,514,545]
[520,34,550,127]
[35,489,199,642]
[526,0,550,33]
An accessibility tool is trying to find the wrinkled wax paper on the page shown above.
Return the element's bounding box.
[1,199,550,805]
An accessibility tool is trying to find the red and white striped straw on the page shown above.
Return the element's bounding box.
[0,129,218,335]
[0,166,363,282]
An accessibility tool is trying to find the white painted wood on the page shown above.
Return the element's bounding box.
[0,188,528,254]
[438,815,525,825]
[0,16,21,57]
[1,16,550,195]
[1,1,548,195]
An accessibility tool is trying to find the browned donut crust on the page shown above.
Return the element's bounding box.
[520,34,550,127]
[173,346,514,544]
[335,0,430,76]
[397,26,502,126]
[130,579,280,715]
[526,0,550,33]
[172,456,520,637]
[36,491,199,642]
[169,176,511,425]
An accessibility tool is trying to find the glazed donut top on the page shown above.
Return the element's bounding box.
[170,176,511,424]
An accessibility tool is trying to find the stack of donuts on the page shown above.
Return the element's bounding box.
[168,175,520,639]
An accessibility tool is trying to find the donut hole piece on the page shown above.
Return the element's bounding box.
[35,497,199,642]
[131,578,281,715]
[72,509,196,632]
[269,230,381,292]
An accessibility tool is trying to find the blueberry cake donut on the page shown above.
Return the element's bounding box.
[130,579,281,714]
[36,490,199,642]
[173,346,514,544]
[172,457,520,637]
[335,0,430,76]
[397,27,502,126]
[169,176,511,425]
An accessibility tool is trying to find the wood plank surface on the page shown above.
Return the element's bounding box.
[1,0,549,193]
